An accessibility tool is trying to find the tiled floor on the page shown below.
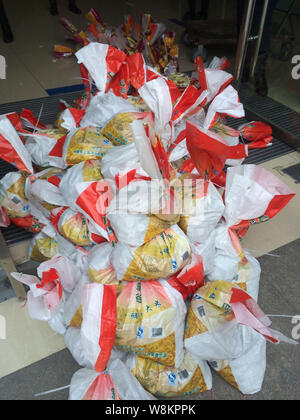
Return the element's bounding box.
[0,0,299,400]
[0,0,299,108]
[0,297,66,379]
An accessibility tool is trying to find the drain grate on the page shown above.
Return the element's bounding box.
[0,91,86,247]
[282,163,300,184]
[240,90,300,138]
[0,91,84,125]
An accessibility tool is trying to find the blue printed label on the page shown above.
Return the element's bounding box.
[168,372,177,386]
[137,326,144,340]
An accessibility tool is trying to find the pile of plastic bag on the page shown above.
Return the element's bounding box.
[55,8,179,75]
[0,42,297,400]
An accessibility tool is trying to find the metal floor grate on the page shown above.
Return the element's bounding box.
[0,92,85,246]
[0,89,299,246]
[240,89,300,138]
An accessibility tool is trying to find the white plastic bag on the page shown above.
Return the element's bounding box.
[37,254,80,293]
[24,129,67,169]
[115,279,186,368]
[59,107,85,131]
[210,333,266,395]
[24,168,66,229]
[72,179,115,240]
[69,358,155,400]
[28,232,59,262]
[191,229,217,276]
[11,270,64,323]
[205,67,233,103]
[81,283,117,372]
[203,85,245,130]
[111,225,191,282]
[138,77,173,135]
[100,142,141,180]
[87,243,119,287]
[209,164,295,296]
[51,206,105,246]
[59,159,103,211]
[62,126,114,166]
[102,111,153,147]
[107,179,163,216]
[178,180,224,244]
[59,161,115,240]
[0,172,31,219]
[75,43,126,95]
[28,174,67,211]
[125,351,212,397]
[80,91,136,129]
[209,240,261,301]
[184,280,295,362]
[64,327,93,369]
[108,212,173,248]
[0,115,34,173]
[184,284,259,361]
[62,274,90,329]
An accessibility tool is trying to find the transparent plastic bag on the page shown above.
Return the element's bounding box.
[125,352,212,397]
[111,225,191,282]
[115,280,186,368]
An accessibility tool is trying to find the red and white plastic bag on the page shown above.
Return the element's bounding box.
[59,108,86,131]
[203,85,245,130]
[87,242,117,285]
[59,159,103,210]
[239,121,273,149]
[80,283,117,373]
[178,177,225,244]
[204,67,233,104]
[69,357,156,400]
[186,121,248,180]
[0,115,34,174]
[24,130,67,169]
[115,279,187,368]
[184,281,297,363]
[209,164,295,298]
[11,268,64,324]
[75,43,126,95]
[79,91,136,129]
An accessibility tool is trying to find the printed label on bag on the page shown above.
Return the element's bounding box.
[149,327,164,338]
[178,369,191,384]
[182,251,190,261]
[168,372,177,386]
[137,326,144,340]
[11,196,21,205]
[197,305,206,318]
